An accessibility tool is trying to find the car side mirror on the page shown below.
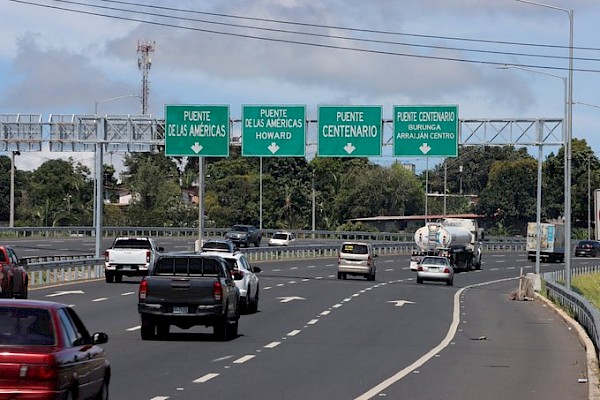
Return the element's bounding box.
[92,332,109,345]
[158,247,165,252]
[232,272,244,281]
[253,266,261,273]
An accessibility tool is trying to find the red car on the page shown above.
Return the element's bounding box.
[0,299,110,399]
[0,245,29,299]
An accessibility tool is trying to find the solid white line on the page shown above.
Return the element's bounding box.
[92,298,108,302]
[234,355,255,364]
[355,277,517,400]
[264,341,281,348]
[193,373,219,383]
[287,330,301,336]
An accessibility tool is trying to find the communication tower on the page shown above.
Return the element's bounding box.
[137,40,155,114]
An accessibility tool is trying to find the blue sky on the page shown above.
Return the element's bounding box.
[1,0,599,174]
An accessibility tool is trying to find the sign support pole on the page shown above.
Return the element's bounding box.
[197,157,205,251]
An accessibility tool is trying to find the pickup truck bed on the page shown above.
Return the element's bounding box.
[138,253,240,341]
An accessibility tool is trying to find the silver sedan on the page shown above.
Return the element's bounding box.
[416,256,454,286]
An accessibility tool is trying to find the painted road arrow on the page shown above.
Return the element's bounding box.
[276,296,306,303]
[387,300,415,307]
[46,290,85,297]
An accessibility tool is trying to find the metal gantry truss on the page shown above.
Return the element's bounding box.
[1,114,563,152]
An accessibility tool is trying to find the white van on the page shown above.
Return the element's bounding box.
[337,242,377,281]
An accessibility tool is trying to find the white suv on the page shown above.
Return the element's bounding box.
[337,242,377,281]
[202,251,261,313]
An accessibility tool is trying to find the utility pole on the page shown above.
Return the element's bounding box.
[137,40,155,114]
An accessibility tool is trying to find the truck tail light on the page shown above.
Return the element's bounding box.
[139,278,148,300]
[146,250,151,263]
[213,281,223,302]
[444,267,451,274]
[104,250,109,262]
[367,256,372,266]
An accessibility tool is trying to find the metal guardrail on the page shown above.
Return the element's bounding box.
[542,267,600,362]
[22,242,526,287]
[0,226,528,245]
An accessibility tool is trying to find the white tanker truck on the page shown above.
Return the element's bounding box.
[411,218,483,271]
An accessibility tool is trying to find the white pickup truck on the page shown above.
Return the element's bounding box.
[104,237,164,283]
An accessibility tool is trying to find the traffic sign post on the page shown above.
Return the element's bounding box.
[165,105,230,157]
[393,105,458,157]
[242,105,306,157]
[317,106,382,157]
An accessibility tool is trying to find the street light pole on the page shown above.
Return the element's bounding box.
[498,64,566,276]
[9,151,20,228]
[515,0,573,289]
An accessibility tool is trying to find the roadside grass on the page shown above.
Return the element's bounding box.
[571,273,600,309]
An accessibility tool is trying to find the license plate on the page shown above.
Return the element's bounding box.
[122,265,131,270]
[426,267,439,271]
[173,306,188,314]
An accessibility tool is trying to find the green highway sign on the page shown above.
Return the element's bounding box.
[242,105,306,157]
[165,105,230,157]
[317,106,382,157]
[393,105,458,157]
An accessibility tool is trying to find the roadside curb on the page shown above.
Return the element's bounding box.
[535,292,600,400]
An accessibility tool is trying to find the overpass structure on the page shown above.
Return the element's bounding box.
[0,113,564,262]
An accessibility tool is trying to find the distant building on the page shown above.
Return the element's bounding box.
[350,213,483,232]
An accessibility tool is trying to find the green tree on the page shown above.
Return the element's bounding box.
[122,153,182,226]
[17,158,93,226]
[475,157,538,232]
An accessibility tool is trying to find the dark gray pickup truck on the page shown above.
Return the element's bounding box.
[138,253,240,341]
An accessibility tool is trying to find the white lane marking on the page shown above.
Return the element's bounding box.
[277,296,306,303]
[355,276,517,400]
[277,284,284,287]
[193,373,219,383]
[343,298,352,302]
[352,293,360,297]
[264,341,281,348]
[272,269,282,272]
[307,265,316,268]
[302,279,310,282]
[212,355,234,362]
[264,287,272,290]
[320,310,331,316]
[288,281,297,284]
[234,355,255,364]
[150,397,170,400]
[121,292,135,296]
[46,290,84,297]
[491,254,506,257]
[287,330,301,336]
[126,326,141,332]
[92,298,108,302]
[384,260,394,263]
[290,267,298,270]
[307,319,319,325]
[332,304,342,308]
[385,268,394,272]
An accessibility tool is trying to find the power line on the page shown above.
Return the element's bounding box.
[8,0,600,73]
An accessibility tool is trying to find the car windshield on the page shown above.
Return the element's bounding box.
[341,243,368,254]
[113,239,151,249]
[423,257,447,265]
[0,307,55,346]
[232,225,249,232]
[272,233,288,240]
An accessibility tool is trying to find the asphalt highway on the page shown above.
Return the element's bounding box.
[18,242,591,400]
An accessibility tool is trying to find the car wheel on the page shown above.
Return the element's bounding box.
[241,293,250,314]
[337,272,342,279]
[214,316,228,341]
[249,286,259,314]
[140,316,156,340]
[93,379,109,400]
[157,323,170,339]
[17,282,28,299]
[114,274,123,283]
[417,277,423,284]
[446,279,453,286]
[105,272,114,283]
